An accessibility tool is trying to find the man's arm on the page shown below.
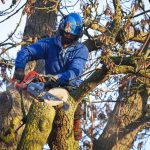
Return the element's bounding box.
[57,45,89,86]
[14,38,50,81]
[15,38,50,69]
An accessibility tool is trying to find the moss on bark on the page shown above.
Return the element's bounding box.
[17,102,55,150]
[48,96,80,150]
[0,88,32,150]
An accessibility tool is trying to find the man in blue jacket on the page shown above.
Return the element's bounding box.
[14,12,88,140]
[14,12,88,88]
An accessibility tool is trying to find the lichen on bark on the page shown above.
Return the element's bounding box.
[17,101,56,150]
[48,96,80,150]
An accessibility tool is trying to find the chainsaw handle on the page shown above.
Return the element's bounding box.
[9,78,28,89]
[10,71,39,90]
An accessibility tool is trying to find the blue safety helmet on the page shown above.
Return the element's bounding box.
[59,13,83,38]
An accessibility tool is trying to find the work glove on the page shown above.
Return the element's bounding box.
[13,68,25,82]
[44,75,59,89]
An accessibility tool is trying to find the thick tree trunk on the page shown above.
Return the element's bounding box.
[0,87,32,149]
[23,1,57,39]
[48,96,80,150]
[93,80,150,150]
[17,102,55,150]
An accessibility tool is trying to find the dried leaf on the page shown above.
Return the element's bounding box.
[83,4,91,17]
[134,27,140,37]
[23,4,34,17]
[84,141,91,149]
[1,0,5,4]
[124,21,131,33]
[137,141,143,150]
[104,4,113,17]
[98,113,106,120]
[105,103,111,115]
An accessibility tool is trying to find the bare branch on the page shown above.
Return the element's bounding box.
[73,64,109,102]
[0,2,26,24]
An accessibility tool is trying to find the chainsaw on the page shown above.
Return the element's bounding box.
[10,71,69,110]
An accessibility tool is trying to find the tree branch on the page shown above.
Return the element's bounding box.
[73,64,109,102]
[112,0,122,35]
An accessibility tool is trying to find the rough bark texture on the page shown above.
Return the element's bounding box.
[23,1,57,38]
[17,102,56,150]
[93,81,150,150]
[48,96,80,150]
[0,87,32,149]
[0,1,58,149]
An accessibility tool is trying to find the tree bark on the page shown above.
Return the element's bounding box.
[0,87,32,149]
[93,80,150,150]
[17,102,56,150]
[48,96,80,150]
[23,0,57,74]
[23,0,57,39]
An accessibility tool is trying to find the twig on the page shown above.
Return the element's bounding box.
[0,13,24,45]
[0,2,26,24]
[132,9,150,18]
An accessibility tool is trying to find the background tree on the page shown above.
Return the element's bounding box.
[0,0,150,150]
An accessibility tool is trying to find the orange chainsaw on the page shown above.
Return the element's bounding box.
[10,71,69,110]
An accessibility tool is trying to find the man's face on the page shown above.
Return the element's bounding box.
[61,31,77,46]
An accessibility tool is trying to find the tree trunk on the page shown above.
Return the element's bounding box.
[23,0,57,39]
[0,87,32,149]
[48,96,80,150]
[17,102,55,150]
[93,80,150,150]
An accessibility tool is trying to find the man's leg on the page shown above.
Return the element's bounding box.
[74,103,83,141]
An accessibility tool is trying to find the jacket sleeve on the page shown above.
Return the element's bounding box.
[15,38,50,69]
[57,45,89,86]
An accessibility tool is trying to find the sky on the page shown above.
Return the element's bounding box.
[0,0,27,58]
[0,0,150,149]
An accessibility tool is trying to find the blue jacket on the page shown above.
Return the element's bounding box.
[15,35,89,87]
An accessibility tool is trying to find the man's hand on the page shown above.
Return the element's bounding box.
[44,75,59,89]
[14,68,25,82]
